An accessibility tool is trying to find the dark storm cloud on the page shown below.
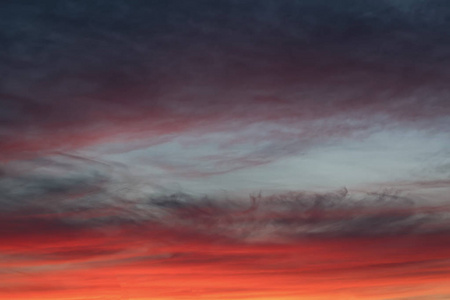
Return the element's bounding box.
[1,0,450,158]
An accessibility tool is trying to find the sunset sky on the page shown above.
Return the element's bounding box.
[1,1,450,299]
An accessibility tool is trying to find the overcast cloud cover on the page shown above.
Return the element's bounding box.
[1,1,450,299]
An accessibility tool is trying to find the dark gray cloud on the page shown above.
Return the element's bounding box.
[1,155,449,249]
[1,0,450,158]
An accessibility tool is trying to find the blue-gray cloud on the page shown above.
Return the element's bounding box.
[1,0,450,158]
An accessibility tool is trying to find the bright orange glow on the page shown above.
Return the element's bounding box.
[2,224,450,300]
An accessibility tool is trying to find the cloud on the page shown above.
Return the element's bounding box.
[1,155,449,300]
[1,0,450,159]
[1,155,449,243]
[2,156,449,244]
[2,2,450,299]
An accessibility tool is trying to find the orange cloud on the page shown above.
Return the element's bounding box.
[1,187,450,300]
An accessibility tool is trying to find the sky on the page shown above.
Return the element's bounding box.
[1,0,450,299]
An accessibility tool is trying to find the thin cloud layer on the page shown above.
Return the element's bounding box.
[1,156,450,299]
[2,1,450,299]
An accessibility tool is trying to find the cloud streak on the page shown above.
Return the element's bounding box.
[2,1,450,299]
[1,0,450,160]
[1,156,450,299]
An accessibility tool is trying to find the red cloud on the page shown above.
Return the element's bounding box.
[1,187,450,299]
